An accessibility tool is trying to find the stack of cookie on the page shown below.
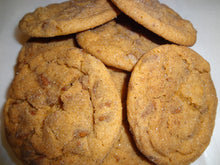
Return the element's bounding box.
[4,0,217,165]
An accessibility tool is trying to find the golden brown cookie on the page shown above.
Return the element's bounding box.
[107,67,130,101]
[127,45,217,165]
[16,35,76,71]
[102,126,153,165]
[102,68,153,165]
[4,44,122,165]
[76,19,159,71]
[19,0,119,37]
[111,0,197,46]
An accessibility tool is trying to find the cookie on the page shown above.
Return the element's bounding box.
[15,35,76,71]
[102,125,153,165]
[111,0,197,46]
[4,44,122,165]
[76,18,159,71]
[102,68,153,165]
[107,67,130,101]
[127,45,217,165]
[19,0,119,37]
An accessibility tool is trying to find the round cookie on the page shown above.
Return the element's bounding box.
[103,68,153,165]
[77,20,159,71]
[127,45,217,165]
[110,0,197,46]
[107,67,130,101]
[4,45,122,165]
[19,0,119,37]
[15,35,76,71]
[102,125,153,165]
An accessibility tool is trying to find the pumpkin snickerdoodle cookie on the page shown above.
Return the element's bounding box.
[4,44,122,165]
[111,0,197,46]
[127,44,217,165]
[102,125,154,165]
[19,0,119,37]
[102,68,153,165]
[15,35,76,71]
[77,19,159,71]
[107,67,130,101]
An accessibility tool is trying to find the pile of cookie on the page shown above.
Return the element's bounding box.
[4,0,217,165]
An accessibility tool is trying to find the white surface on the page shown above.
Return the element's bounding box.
[0,0,219,164]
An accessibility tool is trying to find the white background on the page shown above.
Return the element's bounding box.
[0,0,219,164]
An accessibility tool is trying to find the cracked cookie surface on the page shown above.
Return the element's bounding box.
[4,42,122,165]
[76,20,159,71]
[110,0,197,46]
[19,0,119,37]
[127,44,217,165]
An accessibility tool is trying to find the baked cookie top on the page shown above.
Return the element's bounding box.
[111,0,197,46]
[4,44,122,165]
[77,20,158,71]
[15,36,76,71]
[107,67,130,101]
[19,0,119,37]
[103,68,153,165]
[102,125,153,165]
[103,68,154,165]
[127,45,217,165]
